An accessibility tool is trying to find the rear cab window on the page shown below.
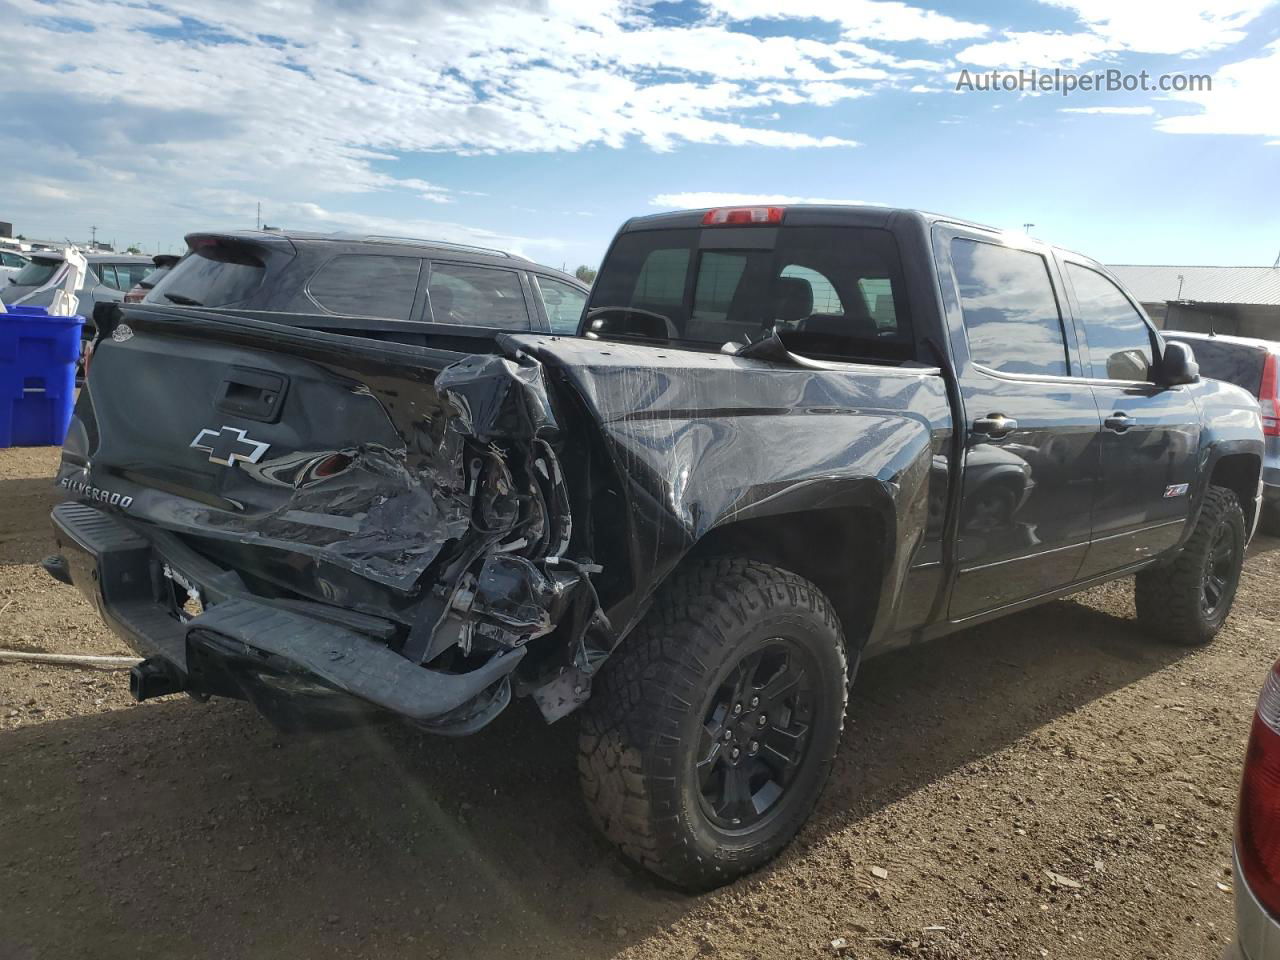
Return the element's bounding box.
[12,258,61,287]
[587,225,916,363]
[146,240,266,307]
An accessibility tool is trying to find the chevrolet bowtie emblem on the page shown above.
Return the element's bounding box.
[190,426,271,467]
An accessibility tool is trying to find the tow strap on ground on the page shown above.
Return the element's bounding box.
[0,649,141,670]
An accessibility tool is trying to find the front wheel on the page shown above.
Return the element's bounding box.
[1135,485,1246,646]
[577,559,848,890]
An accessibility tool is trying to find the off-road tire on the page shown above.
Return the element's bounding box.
[577,558,849,891]
[1135,485,1246,646]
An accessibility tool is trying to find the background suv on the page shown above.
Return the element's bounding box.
[1163,331,1280,535]
[144,231,590,339]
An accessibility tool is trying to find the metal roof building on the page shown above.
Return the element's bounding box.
[1108,264,1280,339]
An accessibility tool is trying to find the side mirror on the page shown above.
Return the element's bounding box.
[1161,340,1199,386]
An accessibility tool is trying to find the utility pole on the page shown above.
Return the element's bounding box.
[1022,222,1035,236]
[257,202,261,231]
[90,225,97,249]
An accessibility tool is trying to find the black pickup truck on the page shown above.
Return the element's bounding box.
[45,205,1263,890]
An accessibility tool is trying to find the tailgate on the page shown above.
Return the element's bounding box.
[60,306,477,592]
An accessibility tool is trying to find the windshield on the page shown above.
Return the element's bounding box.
[588,225,915,362]
[145,242,266,307]
[11,258,61,287]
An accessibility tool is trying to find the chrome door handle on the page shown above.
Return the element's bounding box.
[972,414,1017,438]
[1104,413,1135,433]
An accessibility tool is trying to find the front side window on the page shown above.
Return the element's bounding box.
[1067,264,1153,381]
[537,276,588,334]
[952,239,1068,377]
[308,254,421,318]
[427,263,529,330]
[94,264,121,290]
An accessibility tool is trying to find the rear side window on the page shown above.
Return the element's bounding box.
[1166,336,1266,396]
[1067,264,1153,381]
[952,239,1068,377]
[308,255,421,318]
[427,263,529,330]
[537,276,588,334]
[146,243,265,307]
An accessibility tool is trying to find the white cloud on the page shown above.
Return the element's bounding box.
[1060,106,1156,115]
[1,0,910,255]
[650,192,882,208]
[957,31,1110,69]
[958,2,1272,70]
[1156,39,1280,138]
[704,0,988,43]
[1041,0,1272,56]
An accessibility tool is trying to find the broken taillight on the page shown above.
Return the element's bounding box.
[701,206,784,226]
[1259,354,1280,437]
[1238,659,1280,917]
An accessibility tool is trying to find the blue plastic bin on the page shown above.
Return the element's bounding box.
[0,306,85,447]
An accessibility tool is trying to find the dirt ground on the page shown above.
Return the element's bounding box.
[1,446,1275,960]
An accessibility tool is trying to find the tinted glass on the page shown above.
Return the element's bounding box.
[427,263,528,330]
[94,264,120,289]
[589,226,913,360]
[537,276,588,334]
[1067,264,1153,381]
[308,255,421,318]
[952,239,1068,377]
[140,265,173,289]
[11,259,60,287]
[114,263,154,290]
[146,243,265,307]
[1165,336,1266,396]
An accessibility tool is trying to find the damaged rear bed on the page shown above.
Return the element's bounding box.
[47,304,612,733]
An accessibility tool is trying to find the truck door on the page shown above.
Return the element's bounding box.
[937,228,1103,619]
[1062,260,1200,577]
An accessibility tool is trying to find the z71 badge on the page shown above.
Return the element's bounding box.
[1164,483,1190,498]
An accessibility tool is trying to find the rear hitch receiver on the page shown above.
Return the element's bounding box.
[129,658,186,702]
[41,554,72,586]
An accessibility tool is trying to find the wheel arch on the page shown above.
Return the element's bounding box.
[679,479,898,655]
[1206,447,1262,533]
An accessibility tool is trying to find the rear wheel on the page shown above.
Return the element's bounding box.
[577,558,848,890]
[1135,485,1246,646]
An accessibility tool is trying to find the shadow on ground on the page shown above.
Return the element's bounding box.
[0,587,1191,960]
[0,476,59,566]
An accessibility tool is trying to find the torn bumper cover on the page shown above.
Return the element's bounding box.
[47,344,611,733]
[49,500,527,733]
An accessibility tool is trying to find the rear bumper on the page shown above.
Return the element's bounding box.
[1229,847,1280,960]
[48,501,524,733]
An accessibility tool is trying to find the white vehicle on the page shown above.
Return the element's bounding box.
[0,248,29,285]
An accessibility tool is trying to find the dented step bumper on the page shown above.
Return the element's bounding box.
[49,501,525,733]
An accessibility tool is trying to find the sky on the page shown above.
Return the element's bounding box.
[1,0,1278,269]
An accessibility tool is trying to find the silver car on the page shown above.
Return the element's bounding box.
[1164,331,1280,535]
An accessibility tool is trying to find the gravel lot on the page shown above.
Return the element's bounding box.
[2,445,1276,959]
